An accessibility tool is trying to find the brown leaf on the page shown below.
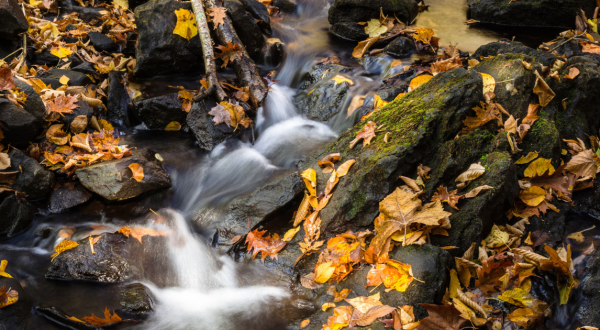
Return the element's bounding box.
[0,67,15,91]
[208,7,227,28]
[349,121,376,149]
[215,42,242,68]
[0,153,10,171]
[461,101,501,134]
[355,305,396,326]
[46,95,80,117]
[565,149,599,178]
[415,304,468,330]
[245,229,286,262]
[47,124,71,146]
[432,186,462,210]
[353,37,379,58]
[430,57,463,75]
[564,67,580,79]
[475,253,513,293]
[533,70,555,107]
[70,115,88,134]
[82,307,122,327]
[116,226,166,244]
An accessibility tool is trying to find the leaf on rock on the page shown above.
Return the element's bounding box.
[539,244,574,304]
[0,154,10,171]
[431,57,463,75]
[116,226,166,244]
[413,28,435,44]
[314,261,336,283]
[455,163,485,183]
[336,159,355,177]
[245,229,286,262]
[507,308,542,328]
[165,121,182,131]
[409,75,433,91]
[51,240,79,260]
[516,151,539,164]
[522,104,540,126]
[484,224,510,248]
[327,286,352,302]
[355,305,396,326]
[366,259,415,292]
[323,305,353,330]
[70,115,88,134]
[352,37,379,58]
[300,319,310,328]
[0,260,13,279]
[0,67,15,91]
[50,46,72,59]
[365,19,388,38]
[209,7,227,28]
[480,73,496,94]
[172,8,198,41]
[349,121,376,149]
[564,67,580,79]
[414,304,468,330]
[345,293,382,314]
[283,226,301,241]
[82,307,123,327]
[128,163,144,182]
[215,42,242,68]
[432,186,462,210]
[0,286,18,309]
[519,186,546,207]
[301,168,317,196]
[461,101,501,134]
[331,75,354,86]
[565,149,599,178]
[46,124,71,146]
[524,158,555,178]
[46,95,79,117]
[533,70,555,107]
[463,185,494,198]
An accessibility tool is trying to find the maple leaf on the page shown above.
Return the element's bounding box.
[313,234,363,283]
[172,8,198,40]
[215,42,242,68]
[0,67,15,91]
[82,307,122,326]
[0,260,13,279]
[51,240,79,260]
[208,102,233,127]
[414,304,468,330]
[565,149,599,178]
[475,253,513,293]
[50,46,73,59]
[461,101,501,134]
[46,95,79,117]
[116,226,166,244]
[0,286,18,309]
[528,164,571,196]
[245,229,286,262]
[209,7,227,28]
[432,186,462,210]
[349,121,376,149]
[128,163,144,182]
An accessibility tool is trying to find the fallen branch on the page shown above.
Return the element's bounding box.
[203,0,268,108]
[190,0,227,102]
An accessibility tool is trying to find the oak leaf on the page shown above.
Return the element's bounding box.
[432,186,462,210]
[0,286,18,309]
[208,7,227,28]
[0,67,15,91]
[215,42,242,68]
[349,121,376,149]
[46,95,79,117]
[51,240,79,260]
[414,304,468,330]
[128,163,144,182]
[245,229,286,262]
[172,9,198,41]
[82,307,122,326]
[475,253,513,293]
[116,226,166,244]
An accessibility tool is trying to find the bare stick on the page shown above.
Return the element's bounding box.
[190,0,227,102]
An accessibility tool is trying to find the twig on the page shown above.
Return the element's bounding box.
[549,35,576,52]
[0,47,23,62]
[14,34,27,73]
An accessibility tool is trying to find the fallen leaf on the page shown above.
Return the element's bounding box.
[0,154,10,170]
[0,286,18,309]
[301,168,317,196]
[533,70,555,107]
[519,186,546,207]
[431,57,463,75]
[70,115,88,134]
[82,307,122,327]
[50,46,72,59]
[300,319,310,328]
[516,151,539,164]
[128,163,144,182]
[113,0,128,9]
[564,67,580,79]
[413,28,435,44]
[365,18,388,38]
[331,75,354,86]
[353,37,379,58]
[524,158,555,177]
[463,185,494,198]
[208,7,227,28]
[539,244,574,304]
[172,8,198,41]
[455,163,485,183]
[323,306,353,330]
[507,308,542,328]
[567,226,595,243]
[355,305,396,326]
[59,75,70,85]
[366,260,415,292]
[327,286,352,302]
[165,121,182,131]
[461,101,501,134]
[336,159,355,177]
[0,260,13,279]
[349,121,376,149]
[409,75,433,91]
[480,72,496,94]
[215,42,242,68]
[51,240,79,260]
[314,261,336,283]
[0,67,15,91]
[283,226,301,241]
[432,186,462,210]
[46,124,70,145]
[88,236,101,254]
[476,253,514,293]
[484,224,510,248]
[414,304,468,330]
[322,302,336,311]
[245,229,286,262]
[565,149,599,178]
[117,226,166,244]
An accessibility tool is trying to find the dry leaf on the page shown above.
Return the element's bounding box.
[409,75,433,91]
[515,151,539,164]
[0,67,15,91]
[0,260,13,279]
[208,7,227,28]
[46,95,79,117]
[480,72,496,94]
[51,240,79,260]
[117,226,166,244]
[82,307,122,326]
[70,115,88,134]
[455,163,485,183]
[0,286,18,309]
[349,121,376,149]
[283,226,301,241]
[0,154,10,171]
[172,8,198,40]
[524,158,555,177]
[165,121,182,131]
[215,42,243,68]
[245,229,286,262]
[353,37,379,58]
[564,67,580,79]
[566,149,599,178]
[533,70,555,107]
[128,163,144,182]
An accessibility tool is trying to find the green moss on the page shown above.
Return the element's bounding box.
[346,189,367,219]
[520,116,560,160]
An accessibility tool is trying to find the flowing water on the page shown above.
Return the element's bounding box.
[0,0,593,329]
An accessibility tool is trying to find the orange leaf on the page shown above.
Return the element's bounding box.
[215,42,242,68]
[82,307,122,327]
[128,163,144,182]
[245,229,286,262]
[116,226,166,244]
[349,121,376,149]
[409,75,432,90]
[208,7,227,28]
[0,286,18,309]
[46,95,79,117]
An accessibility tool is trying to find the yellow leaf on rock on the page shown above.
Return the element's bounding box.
[515,151,539,164]
[0,260,13,279]
[51,240,79,260]
[336,159,355,177]
[524,158,555,177]
[365,18,388,38]
[301,168,317,196]
[300,319,310,328]
[484,224,510,248]
[0,286,18,309]
[409,75,432,91]
[165,121,182,131]
[331,75,354,86]
[283,226,301,242]
[480,73,496,94]
[322,302,336,311]
[314,261,335,283]
[128,163,144,182]
[172,8,198,41]
[519,186,546,207]
[50,46,72,59]
[59,75,70,85]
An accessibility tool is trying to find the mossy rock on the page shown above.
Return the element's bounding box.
[518,115,561,166]
[471,41,559,67]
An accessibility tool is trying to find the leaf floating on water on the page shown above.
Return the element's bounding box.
[0,286,18,309]
[82,307,123,327]
[51,240,79,260]
[0,260,13,278]
[245,229,286,262]
[567,226,595,243]
[116,226,166,244]
[172,9,198,41]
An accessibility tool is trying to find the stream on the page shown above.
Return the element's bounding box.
[1,0,597,329]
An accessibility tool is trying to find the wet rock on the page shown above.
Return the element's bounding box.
[33,49,82,67]
[120,283,154,314]
[58,99,96,126]
[0,194,36,236]
[239,0,271,35]
[69,6,104,21]
[263,39,284,67]
[224,0,266,60]
[328,0,418,29]
[46,232,147,282]
[71,61,97,75]
[384,36,416,57]
[134,0,204,78]
[88,32,117,52]
[294,76,351,122]
[298,62,353,90]
[48,183,93,213]
[468,0,595,28]
[576,247,600,327]
[0,0,28,39]
[7,149,55,200]
[0,277,33,330]
[472,40,559,67]
[107,71,133,127]
[134,93,186,129]
[374,83,408,101]
[75,148,171,201]
[186,98,241,151]
[272,0,297,12]
[0,99,40,148]
[329,21,368,41]
[14,79,46,121]
[39,69,93,87]
[37,305,101,330]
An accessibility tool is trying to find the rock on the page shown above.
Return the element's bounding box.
[468,0,595,28]
[71,61,97,75]
[224,0,266,60]
[0,277,33,330]
[32,50,82,67]
[239,0,271,34]
[576,247,600,327]
[0,194,35,236]
[272,0,296,12]
[107,71,133,127]
[14,79,46,121]
[37,306,101,330]
[134,93,187,129]
[88,32,117,52]
[294,77,351,122]
[0,0,28,39]
[48,183,93,213]
[0,99,40,148]
[263,39,284,67]
[46,232,148,282]
[39,69,93,87]
[328,0,418,27]
[384,36,416,57]
[329,21,368,41]
[0,38,20,62]
[69,6,104,21]
[471,41,559,67]
[186,98,241,151]
[75,148,171,201]
[134,0,204,78]
[120,283,154,314]
[298,62,353,91]
[7,149,55,200]
[374,83,408,102]
[58,99,96,126]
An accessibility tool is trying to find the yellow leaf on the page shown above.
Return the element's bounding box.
[352,37,379,58]
[373,94,388,110]
[165,121,182,131]
[112,0,128,9]
[172,8,198,41]
[51,240,79,260]
[409,75,432,91]
[519,186,546,207]
[484,224,509,248]
[365,18,388,38]
[449,269,461,299]
[322,302,336,311]
[480,73,496,94]
[331,75,354,86]
[455,163,485,183]
[524,158,555,177]
[282,226,300,242]
[314,261,335,283]
[98,119,114,132]
[300,319,310,328]
[59,75,70,85]
[336,159,355,177]
[497,283,534,308]
[0,286,18,309]
[50,46,72,59]
[301,168,317,196]
[515,151,539,164]
[0,260,13,279]
[128,163,144,182]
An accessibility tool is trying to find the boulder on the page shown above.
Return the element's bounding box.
[576,247,600,327]
[88,32,117,52]
[0,0,28,39]
[0,277,33,330]
[120,283,154,314]
[471,41,559,67]
[39,69,93,87]
[134,93,187,129]
[297,62,353,91]
[48,183,93,213]
[37,306,101,330]
[0,194,36,236]
[0,99,40,148]
[239,0,271,34]
[71,62,97,75]
[32,50,82,68]
[186,98,242,151]
[134,0,204,78]
[107,71,134,127]
[57,99,97,127]
[468,0,595,28]
[7,149,55,200]
[75,148,171,201]
[223,0,266,60]
[14,80,46,121]
[384,36,416,57]
[329,21,368,42]
[272,0,297,12]
[328,0,418,28]
[46,232,148,282]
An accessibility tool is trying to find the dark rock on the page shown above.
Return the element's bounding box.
[263,39,284,67]
[0,194,35,236]
[107,71,133,127]
[58,99,96,126]
[472,41,559,67]
[71,61,97,75]
[39,69,93,87]
[294,77,351,122]
[328,0,418,26]
[75,148,171,201]
[46,232,148,282]
[384,36,416,57]
[0,0,28,39]
[134,0,204,78]
[224,0,266,60]
[239,0,271,34]
[468,0,595,28]
[134,93,186,129]
[576,247,600,327]
[88,32,117,52]
[297,62,353,90]
[7,149,55,200]
[33,50,82,67]
[272,0,296,12]
[0,277,33,330]
[0,38,20,62]
[375,83,408,101]
[0,99,40,148]
[48,183,93,213]
[37,306,101,330]
[329,21,368,42]
[69,6,104,21]
[186,98,241,151]
[36,226,56,238]
[14,79,46,121]
[120,283,154,314]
